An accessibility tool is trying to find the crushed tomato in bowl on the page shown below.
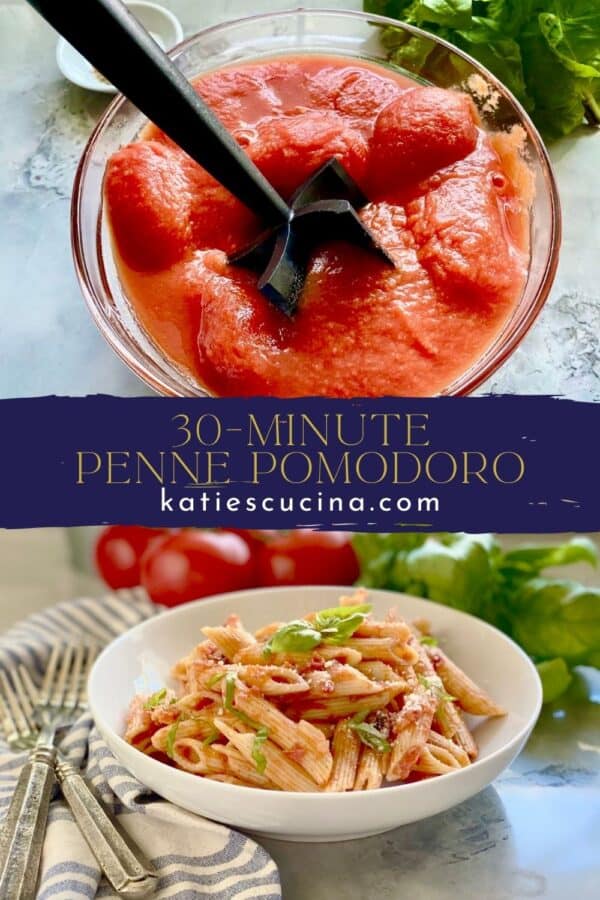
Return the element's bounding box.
[104,55,532,397]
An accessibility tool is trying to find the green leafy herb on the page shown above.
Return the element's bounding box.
[202,727,221,747]
[251,726,270,774]
[207,671,226,689]
[349,719,392,753]
[143,688,167,710]
[419,634,439,647]
[223,674,270,771]
[354,532,600,702]
[498,537,598,580]
[536,658,573,703]
[417,674,456,702]
[313,604,373,644]
[223,673,263,729]
[264,605,372,655]
[263,620,322,655]
[508,577,600,665]
[224,673,237,711]
[166,718,181,759]
[363,0,600,138]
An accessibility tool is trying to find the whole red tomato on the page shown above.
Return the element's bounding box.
[95,526,167,589]
[141,530,257,607]
[220,529,279,553]
[258,531,359,587]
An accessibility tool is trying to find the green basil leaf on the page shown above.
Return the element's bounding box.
[143,688,167,710]
[202,727,221,747]
[417,674,456,702]
[536,658,573,704]
[419,634,439,647]
[166,718,180,759]
[251,726,270,774]
[538,9,600,80]
[417,0,472,28]
[349,721,392,753]
[263,620,322,655]
[313,604,372,644]
[223,673,262,729]
[508,578,600,666]
[499,536,598,579]
[365,0,600,138]
[207,671,226,689]
[224,673,236,710]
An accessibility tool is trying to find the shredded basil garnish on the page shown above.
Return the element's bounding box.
[143,688,167,709]
[202,727,220,747]
[207,671,226,689]
[251,727,269,774]
[349,720,391,754]
[419,635,439,647]
[224,674,270,770]
[417,674,455,702]
[166,717,181,759]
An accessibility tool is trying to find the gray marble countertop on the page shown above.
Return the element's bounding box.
[0,527,598,898]
[1,0,599,399]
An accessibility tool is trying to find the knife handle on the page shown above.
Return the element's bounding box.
[55,754,157,897]
[0,745,57,900]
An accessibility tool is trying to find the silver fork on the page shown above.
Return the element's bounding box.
[0,645,157,899]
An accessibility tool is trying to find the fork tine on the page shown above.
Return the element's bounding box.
[65,644,86,710]
[50,645,74,708]
[0,670,34,740]
[0,692,18,743]
[11,668,37,733]
[39,644,61,706]
[79,645,99,707]
[19,666,40,708]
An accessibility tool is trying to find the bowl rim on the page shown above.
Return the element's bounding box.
[88,584,543,803]
[71,6,562,398]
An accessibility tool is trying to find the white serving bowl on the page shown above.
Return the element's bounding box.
[88,586,542,842]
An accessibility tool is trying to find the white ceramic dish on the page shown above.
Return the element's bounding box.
[88,586,542,842]
[56,2,184,93]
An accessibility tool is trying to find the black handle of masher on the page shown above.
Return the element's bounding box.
[27,0,291,226]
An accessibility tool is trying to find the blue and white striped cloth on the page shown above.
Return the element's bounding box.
[0,589,282,899]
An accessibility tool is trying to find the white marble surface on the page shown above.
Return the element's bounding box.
[0,0,599,398]
[0,528,598,898]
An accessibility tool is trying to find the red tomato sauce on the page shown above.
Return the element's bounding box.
[104,56,531,396]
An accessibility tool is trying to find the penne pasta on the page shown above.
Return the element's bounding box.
[289,685,405,721]
[124,593,505,792]
[201,615,257,660]
[387,688,437,782]
[357,660,409,688]
[326,720,361,792]
[305,662,387,697]
[354,746,387,790]
[413,745,461,776]
[429,649,506,717]
[231,687,333,785]
[214,717,319,792]
[435,700,479,760]
[170,740,226,776]
[427,730,470,768]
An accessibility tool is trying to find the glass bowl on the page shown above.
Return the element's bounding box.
[72,8,561,397]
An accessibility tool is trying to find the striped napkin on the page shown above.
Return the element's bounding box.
[0,589,282,900]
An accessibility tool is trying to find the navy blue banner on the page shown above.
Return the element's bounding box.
[1,395,597,531]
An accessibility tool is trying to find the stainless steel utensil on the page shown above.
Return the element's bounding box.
[0,646,157,898]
